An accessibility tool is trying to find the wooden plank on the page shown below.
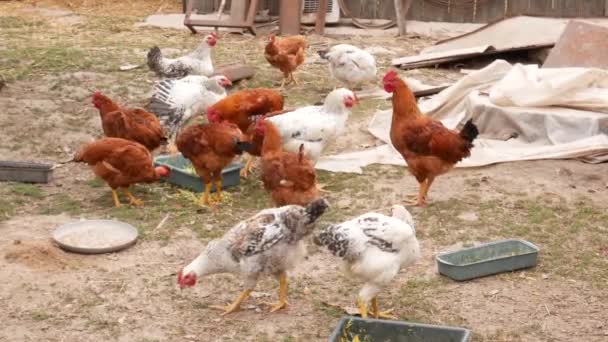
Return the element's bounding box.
[543,20,608,69]
[214,63,256,82]
[392,45,494,68]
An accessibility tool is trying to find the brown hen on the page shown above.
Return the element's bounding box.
[264,34,308,89]
[176,122,251,206]
[92,91,167,151]
[74,137,170,207]
[256,119,319,207]
[206,88,284,177]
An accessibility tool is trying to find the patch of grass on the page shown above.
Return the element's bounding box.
[415,195,608,287]
[87,177,105,188]
[0,16,46,29]
[10,183,45,199]
[30,310,52,321]
[0,199,16,221]
[40,193,83,215]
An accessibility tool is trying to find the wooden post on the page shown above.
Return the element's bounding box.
[279,0,301,36]
[229,0,248,34]
[395,0,413,36]
[315,0,328,35]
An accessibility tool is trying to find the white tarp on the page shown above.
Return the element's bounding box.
[316,60,608,173]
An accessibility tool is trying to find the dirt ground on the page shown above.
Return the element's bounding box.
[1,1,607,341]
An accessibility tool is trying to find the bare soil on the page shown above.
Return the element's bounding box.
[1,1,607,342]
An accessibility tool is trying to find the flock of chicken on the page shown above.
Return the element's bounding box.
[72,32,479,320]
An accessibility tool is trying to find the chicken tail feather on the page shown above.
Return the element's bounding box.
[297,144,304,163]
[459,119,479,144]
[317,49,329,59]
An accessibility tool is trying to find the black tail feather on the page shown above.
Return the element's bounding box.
[317,50,329,59]
[459,119,479,143]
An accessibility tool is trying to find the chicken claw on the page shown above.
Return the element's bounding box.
[316,183,331,193]
[240,155,256,178]
[290,73,299,86]
[264,272,289,313]
[264,300,289,313]
[198,182,213,206]
[371,298,397,320]
[209,304,242,316]
[124,188,144,206]
[209,289,252,316]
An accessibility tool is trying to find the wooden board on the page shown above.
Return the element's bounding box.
[543,20,608,69]
[214,63,256,82]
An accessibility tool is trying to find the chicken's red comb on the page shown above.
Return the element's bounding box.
[210,31,218,38]
[383,70,399,82]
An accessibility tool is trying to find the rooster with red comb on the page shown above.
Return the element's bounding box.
[383,69,479,206]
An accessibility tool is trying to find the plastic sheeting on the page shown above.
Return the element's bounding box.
[316,60,608,173]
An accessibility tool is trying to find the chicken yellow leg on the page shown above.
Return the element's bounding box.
[199,182,213,206]
[111,189,122,208]
[240,154,256,178]
[214,179,223,203]
[123,188,144,206]
[357,296,368,318]
[316,183,331,193]
[264,272,289,312]
[404,179,428,207]
[371,297,397,320]
[279,77,288,90]
[210,289,253,316]
[290,73,299,86]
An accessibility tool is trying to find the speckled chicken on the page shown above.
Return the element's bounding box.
[178,198,330,315]
[314,205,420,319]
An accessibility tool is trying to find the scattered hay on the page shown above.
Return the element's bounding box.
[4,240,73,269]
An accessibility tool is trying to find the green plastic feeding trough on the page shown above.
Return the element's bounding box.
[154,154,242,193]
[329,316,471,342]
[436,239,539,281]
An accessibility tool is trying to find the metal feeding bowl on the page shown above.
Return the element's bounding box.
[52,220,139,254]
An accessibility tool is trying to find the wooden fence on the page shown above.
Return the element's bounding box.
[190,0,608,23]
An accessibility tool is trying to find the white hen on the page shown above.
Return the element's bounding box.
[178,198,329,315]
[314,205,421,319]
[267,88,357,163]
[319,44,377,89]
[147,33,217,79]
[148,75,231,140]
